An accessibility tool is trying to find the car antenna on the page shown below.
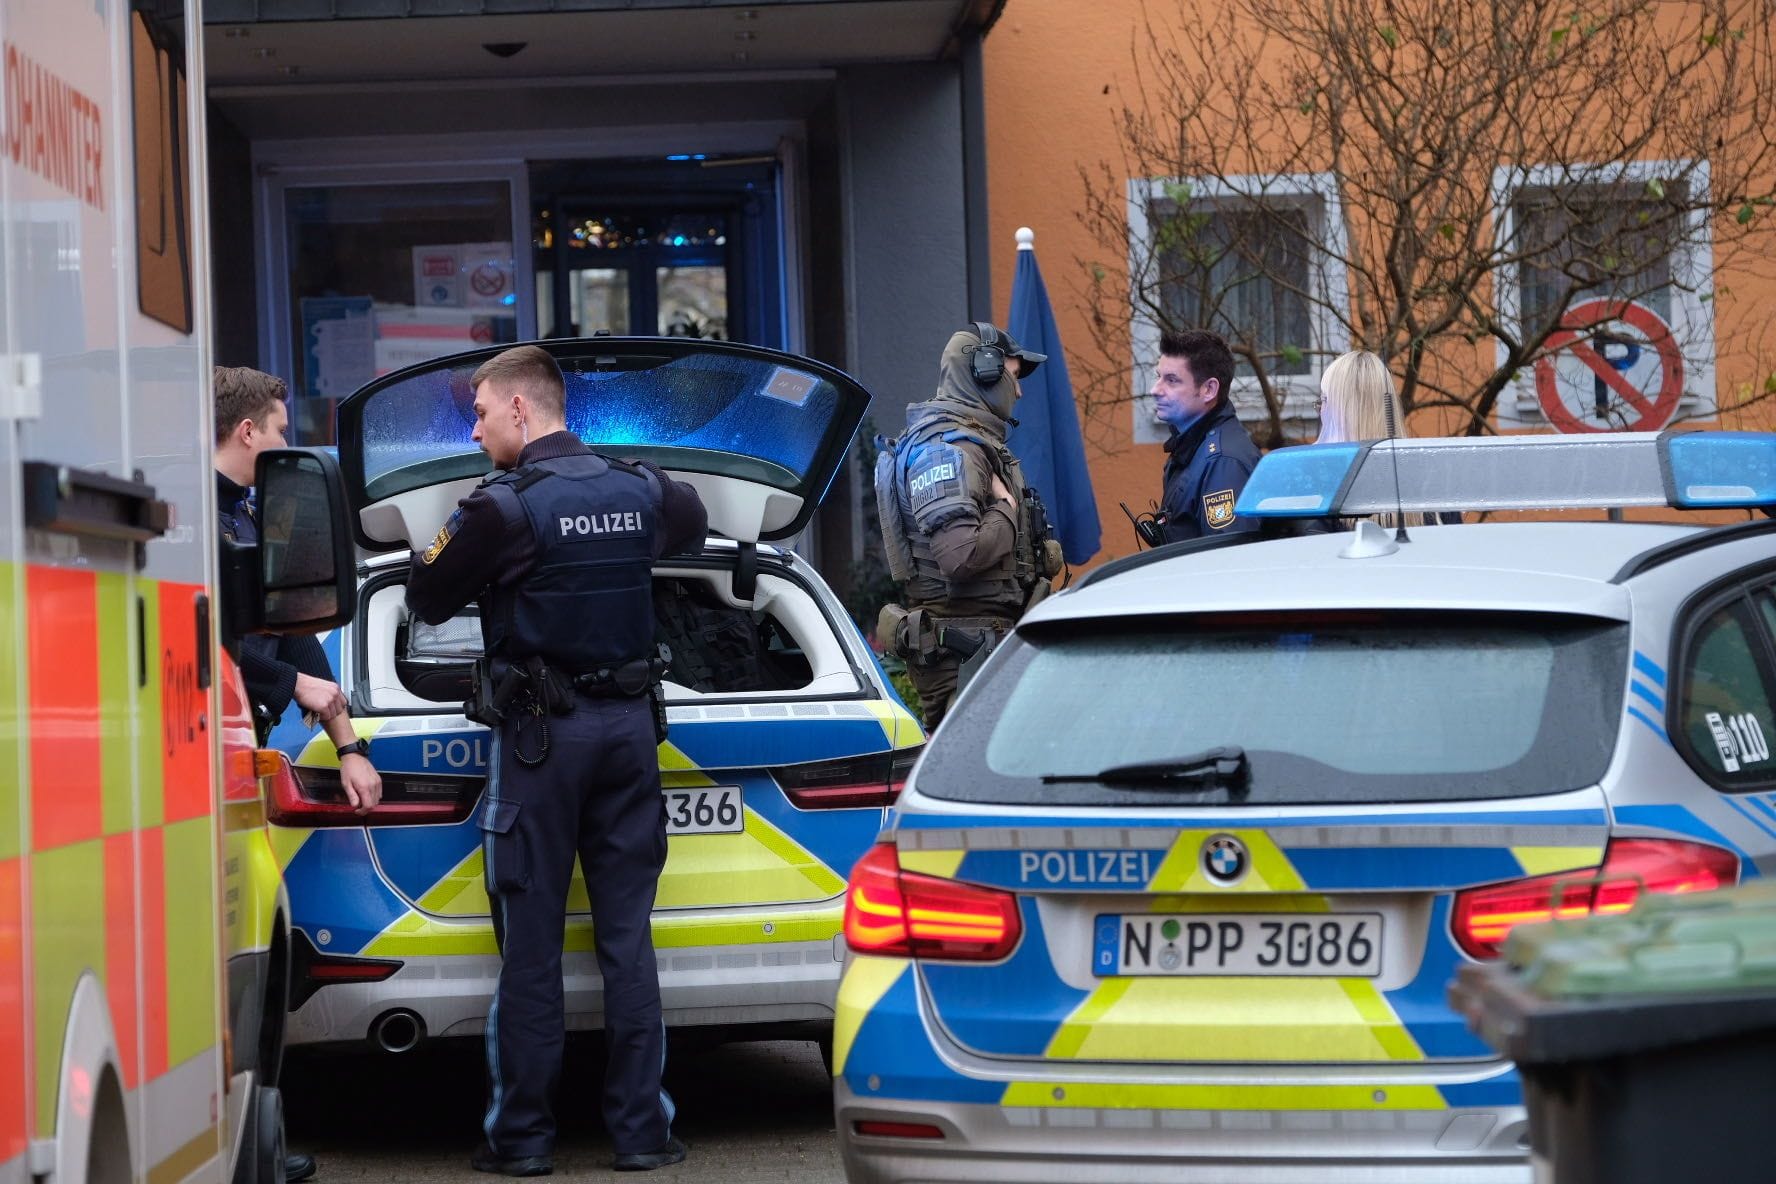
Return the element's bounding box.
[1384,376,1411,543]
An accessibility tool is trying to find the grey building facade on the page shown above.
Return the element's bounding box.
[204,0,1003,588]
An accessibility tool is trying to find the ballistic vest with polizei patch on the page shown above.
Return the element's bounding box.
[893,408,1033,610]
[484,453,660,672]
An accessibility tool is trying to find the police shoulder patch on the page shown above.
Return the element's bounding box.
[906,441,966,515]
[422,508,463,564]
[1203,489,1236,529]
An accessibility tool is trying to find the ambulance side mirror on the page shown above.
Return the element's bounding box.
[222,448,357,636]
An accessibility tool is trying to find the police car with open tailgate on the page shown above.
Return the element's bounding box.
[835,431,1776,1183]
[255,338,923,1060]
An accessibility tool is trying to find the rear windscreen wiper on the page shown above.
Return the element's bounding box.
[1041,746,1249,790]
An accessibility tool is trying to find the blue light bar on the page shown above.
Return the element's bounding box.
[1235,431,1776,520]
[1664,432,1776,508]
[1233,442,1362,517]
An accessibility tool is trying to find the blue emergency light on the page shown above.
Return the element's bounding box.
[1234,430,1776,519]
[1231,442,1363,517]
[1663,432,1776,508]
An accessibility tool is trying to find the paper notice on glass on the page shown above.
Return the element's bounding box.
[300,296,377,399]
[413,246,464,307]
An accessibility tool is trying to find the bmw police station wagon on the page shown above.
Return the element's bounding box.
[835,432,1776,1183]
[256,338,923,1057]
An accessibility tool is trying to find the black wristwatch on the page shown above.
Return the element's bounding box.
[336,739,372,761]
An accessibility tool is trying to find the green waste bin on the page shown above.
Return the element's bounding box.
[1449,880,1776,1184]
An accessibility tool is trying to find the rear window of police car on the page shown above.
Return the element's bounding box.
[919,610,1628,806]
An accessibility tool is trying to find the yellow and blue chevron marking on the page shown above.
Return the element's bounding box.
[835,953,1519,1112]
[835,798,1658,1111]
[269,660,923,962]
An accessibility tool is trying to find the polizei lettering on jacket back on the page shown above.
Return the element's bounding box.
[559,511,644,537]
[489,455,661,670]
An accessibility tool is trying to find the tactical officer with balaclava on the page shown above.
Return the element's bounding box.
[875,322,1065,729]
[405,345,707,1176]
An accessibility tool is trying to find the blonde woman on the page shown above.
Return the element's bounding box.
[1311,350,1453,530]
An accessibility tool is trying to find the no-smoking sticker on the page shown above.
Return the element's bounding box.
[470,263,508,298]
[1534,299,1684,433]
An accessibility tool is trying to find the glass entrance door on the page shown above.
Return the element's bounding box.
[536,207,732,340]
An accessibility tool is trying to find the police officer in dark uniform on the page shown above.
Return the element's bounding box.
[404,345,707,1176]
[874,322,1064,729]
[213,364,377,1184]
[213,365,381,803]
[1151,329,1261,543]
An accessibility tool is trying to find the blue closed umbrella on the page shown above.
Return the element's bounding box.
[1006,227,1101,564]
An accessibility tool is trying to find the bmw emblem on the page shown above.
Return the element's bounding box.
[1201,835,1248,884]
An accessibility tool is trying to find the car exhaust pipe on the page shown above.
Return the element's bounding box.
[368,1009,425,1054]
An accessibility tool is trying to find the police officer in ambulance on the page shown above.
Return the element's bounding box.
[1152,328,1261,543]
[876,322,1064,729]
[405,345,707,1175]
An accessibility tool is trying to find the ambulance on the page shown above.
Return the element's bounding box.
[0,1,358,1183]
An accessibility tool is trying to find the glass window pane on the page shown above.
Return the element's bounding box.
[576,269,631,335]
[355,347,852,501]
[1152,200,1314,377]
[913,611,1629,807]
[1513,183,1681,330]
[658,266,727,339]
[1679,599,1776,782]
[285,181,518,444]
[132,7,192,333]
[1756,587,1776,640]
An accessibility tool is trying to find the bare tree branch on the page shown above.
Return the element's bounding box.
[1074,0,1776,444]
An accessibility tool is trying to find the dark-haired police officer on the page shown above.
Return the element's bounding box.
[405,345,708,1176]
[1151,328,1261,543]
[876,322,1064,729]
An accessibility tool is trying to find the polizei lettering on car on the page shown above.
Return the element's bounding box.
[1017,849,1158,886]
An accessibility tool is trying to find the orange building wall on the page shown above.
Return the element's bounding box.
[982,0,1776,567]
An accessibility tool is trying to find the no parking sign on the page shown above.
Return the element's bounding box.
[1533,299,1684,433]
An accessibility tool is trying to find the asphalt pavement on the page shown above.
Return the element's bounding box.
[285,1035,845,1182]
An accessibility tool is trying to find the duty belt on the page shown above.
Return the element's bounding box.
[571,655,665,698]
[903,608,1013,662]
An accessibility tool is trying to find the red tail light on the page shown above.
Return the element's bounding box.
[261,751,481,827]
[1452,838,1739,959]
[852,1121,944,1140]
[290,929,402,1009]
[843,842,1021,961]
[776,747,922,810]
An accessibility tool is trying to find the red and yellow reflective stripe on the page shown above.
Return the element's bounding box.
[0,857,26,1162]
[0,554,24,1157]
[27,566,103,851]
[17,568,217,1135]
[157,584,211,825]
[103,833,140,1089]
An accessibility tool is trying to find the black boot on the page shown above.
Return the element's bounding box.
[471,1145,553,1178]
[611,1136,687,1172]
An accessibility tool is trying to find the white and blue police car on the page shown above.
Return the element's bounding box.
[834,431,1776,1184]
[257,339,923,1061]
